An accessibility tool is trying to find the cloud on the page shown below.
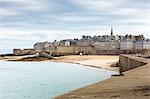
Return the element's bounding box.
[74,0,116,11]
[0,0,149,53]
[0,8,19,16]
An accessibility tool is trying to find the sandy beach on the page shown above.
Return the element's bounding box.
[0,55,119,71]
[50,55,119,71]
[0,56,25,60]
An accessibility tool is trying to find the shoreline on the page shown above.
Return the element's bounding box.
[1,55,150,99]
[0,55,119,71]
[55,56,150,99]
[49,55,119,71]
[49,60,119,72]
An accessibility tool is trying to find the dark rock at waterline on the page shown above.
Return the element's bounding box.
[9,56,54,62]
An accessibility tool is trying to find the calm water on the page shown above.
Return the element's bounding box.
[0,61,116,99]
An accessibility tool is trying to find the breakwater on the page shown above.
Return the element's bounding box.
[119,54,150,74]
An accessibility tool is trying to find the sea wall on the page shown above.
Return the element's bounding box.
[143,49,150,55]
[96,50,144,55]
[119,54,149,74]
[13,47,150,56]
[54,49,150,55]
[13,49,37,55]
[56,46,96,55]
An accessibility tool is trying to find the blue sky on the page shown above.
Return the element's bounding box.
[0,0,150,53]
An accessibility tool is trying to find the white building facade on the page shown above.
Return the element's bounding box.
[120,41,134,50]
[135,41,150,50]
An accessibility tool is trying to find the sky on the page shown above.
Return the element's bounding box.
[0,0,150,53]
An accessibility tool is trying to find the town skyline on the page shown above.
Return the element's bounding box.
[0,29,150,54]
[13,31,150,56]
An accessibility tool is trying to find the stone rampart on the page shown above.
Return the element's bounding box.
[56,46,96,55]
[13,49,36,55]
[119,54,150,74]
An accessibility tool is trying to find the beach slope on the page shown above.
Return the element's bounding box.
[51,55,119,71]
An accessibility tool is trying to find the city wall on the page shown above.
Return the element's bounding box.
[44,46,150,55]
[13,47,150,56]
[55,46,96,55]
[143,49,150,55]
[55,48,150,55]
[13,49,37,55]
[119,54,150,74]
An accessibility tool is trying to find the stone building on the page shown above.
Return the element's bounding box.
[59,39,77,46]
[120,40,134,50]
[77,35,93,46]
[94,41,120,50]
[43,40,59,54]
[120,35,135,50]
[135,40,150,50]
[34,41,51,51]
[13,49,21,55]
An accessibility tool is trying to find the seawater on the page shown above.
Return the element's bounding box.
[0,61,117,99]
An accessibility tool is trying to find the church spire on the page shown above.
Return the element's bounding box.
[111,27,113,36]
